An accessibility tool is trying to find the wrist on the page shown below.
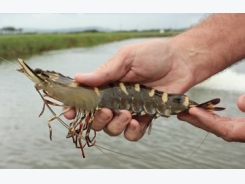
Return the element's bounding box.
[167,14,245,87]
[167,33,214,87]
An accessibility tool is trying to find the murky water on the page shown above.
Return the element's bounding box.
[1,38,245,168]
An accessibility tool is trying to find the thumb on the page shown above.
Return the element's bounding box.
[75,52,131,86]
[178,107,217,132]
[237,94,245,112]
[188,107,217,125]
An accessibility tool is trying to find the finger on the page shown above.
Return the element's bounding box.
[178,107,217,131]
[64,108,76,120]
[178,108,231,125]
[75,47,133,86]
[103,110,132,136]
[188,107,218,131]
[187,107,234,138]
[237,94,245,112]
[124,115,153,141]
[92,108,113,131]
[177,111,204,129]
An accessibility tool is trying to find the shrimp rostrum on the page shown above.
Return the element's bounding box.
[17,58,225,157]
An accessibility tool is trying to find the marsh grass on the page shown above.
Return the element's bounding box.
[0,31,180,59]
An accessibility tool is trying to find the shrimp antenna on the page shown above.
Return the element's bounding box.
[0,57,19,69]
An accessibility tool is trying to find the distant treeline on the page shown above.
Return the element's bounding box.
[0,26,23,34]
[0,30,182,59]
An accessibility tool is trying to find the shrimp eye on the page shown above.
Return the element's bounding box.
[34,68,42,74]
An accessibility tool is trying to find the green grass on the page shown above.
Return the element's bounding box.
[0,31,181,59]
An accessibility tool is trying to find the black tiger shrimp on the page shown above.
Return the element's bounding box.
[16,58,225,158]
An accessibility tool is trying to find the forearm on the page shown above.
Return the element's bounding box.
[168,13,245,86]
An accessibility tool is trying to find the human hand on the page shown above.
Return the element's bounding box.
[177,94,245,142]
[65,39,196,141]
[65,13,245,143]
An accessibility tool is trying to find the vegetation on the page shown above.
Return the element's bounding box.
[0,30,182,59]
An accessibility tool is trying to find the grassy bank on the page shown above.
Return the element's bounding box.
[0,31,181,59]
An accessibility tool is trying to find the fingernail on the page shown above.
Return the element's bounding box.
[128,124,136,131]
[98,111,110,121]
[118,114,128,123]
